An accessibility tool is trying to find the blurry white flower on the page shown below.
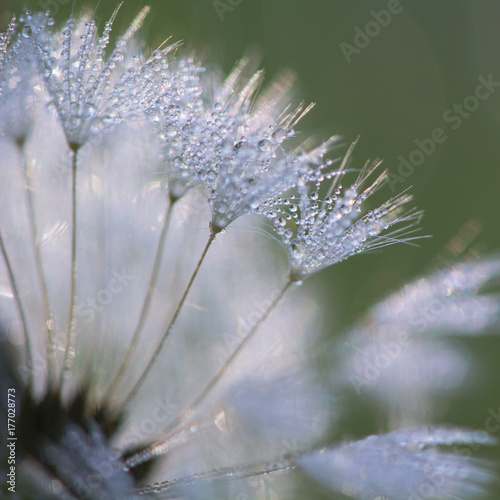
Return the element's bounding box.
[370,257,500,335]
[298,426,497,500]
[336,257,500,422]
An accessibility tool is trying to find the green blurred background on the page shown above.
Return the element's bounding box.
[2,0,500,495]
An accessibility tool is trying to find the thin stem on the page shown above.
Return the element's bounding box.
[120,227,219,411]
[125,412,215,470]
[139,455,296,494]
[180,278,293,416]
[129,277,294,464]
[59,144,79,391]
[103,197,177,403]
[0,230,33,390]
[18,138,58,388]
[323,136,358,202]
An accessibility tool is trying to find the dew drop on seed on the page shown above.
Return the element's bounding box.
[258,139,272,152]
[276,217,286,227]
[272,127,286,143]
[22,25,32,38]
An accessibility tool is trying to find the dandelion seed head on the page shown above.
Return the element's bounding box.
[0,14,45,141]
[260,148,424,280]
[27,7,150,148]
[134,53,328,229]
[298,427,498,500]
[128,54,207,200]
[199,87,325,231]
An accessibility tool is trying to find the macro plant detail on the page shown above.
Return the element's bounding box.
[0,5,499,500]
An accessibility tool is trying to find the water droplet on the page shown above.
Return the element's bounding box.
[22,25,32,38]
[206,170,216,183]
[258,139,272,152]
[276,217,286,228]
[84,104,97,119]
[221,139,233,155]
[272,127,286,143]
[145,107,161,123]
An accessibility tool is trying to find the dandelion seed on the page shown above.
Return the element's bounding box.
[31,5,150,148]
[148,56,327,231]
[265,140,424,281]
[0,14,43,141]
